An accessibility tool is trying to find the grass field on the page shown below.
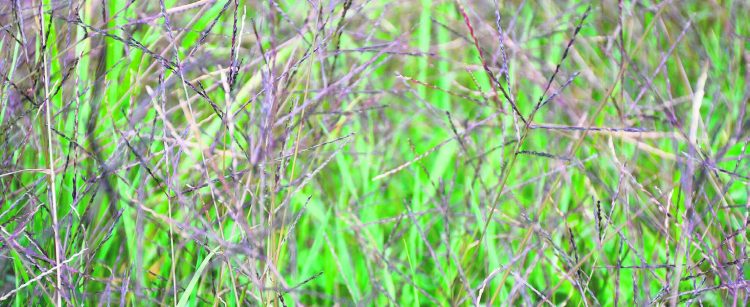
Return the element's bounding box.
[1,0,749,305]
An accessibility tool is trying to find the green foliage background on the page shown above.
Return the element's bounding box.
[1,0,748,305]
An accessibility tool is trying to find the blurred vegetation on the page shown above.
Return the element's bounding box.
[1,0,749,305]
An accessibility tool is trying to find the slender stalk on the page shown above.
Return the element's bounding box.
[39,3,62,306]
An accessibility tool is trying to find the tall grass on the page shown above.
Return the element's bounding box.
[1,0,749,305]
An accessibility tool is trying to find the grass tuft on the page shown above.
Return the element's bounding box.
[1,0,749,305]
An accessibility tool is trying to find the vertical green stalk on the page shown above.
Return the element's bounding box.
[417,0,431,100]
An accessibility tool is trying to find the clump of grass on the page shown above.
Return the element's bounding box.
[1,0,749,305]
